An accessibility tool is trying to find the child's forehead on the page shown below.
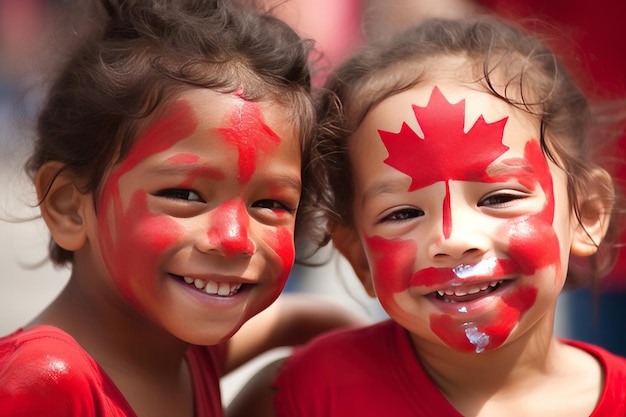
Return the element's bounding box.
[356,82,532,139]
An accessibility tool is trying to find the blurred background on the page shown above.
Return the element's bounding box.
[1,0,625,405]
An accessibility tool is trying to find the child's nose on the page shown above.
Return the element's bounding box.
[200,200,256,257]
[428,198,488,261]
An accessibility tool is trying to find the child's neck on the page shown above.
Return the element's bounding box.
[29,273,190,371]
[408,320,602,416]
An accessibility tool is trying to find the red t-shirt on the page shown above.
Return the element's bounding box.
[0,325,227,417]
[274,320,626,416]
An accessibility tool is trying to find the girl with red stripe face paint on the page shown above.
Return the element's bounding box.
[265,16,626,417]
[0,1,367,416]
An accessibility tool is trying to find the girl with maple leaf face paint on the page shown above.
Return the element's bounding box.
[232,15,626,417]
[0,1,369,416]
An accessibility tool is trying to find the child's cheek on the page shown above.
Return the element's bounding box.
[98,188,183,306]
[505,216,562,278]
[261,228,295,294]
[364,235,418,298]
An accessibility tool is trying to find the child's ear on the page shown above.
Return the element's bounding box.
[36,161,90,252]
[331,224,376,298]
[570,168,614,257]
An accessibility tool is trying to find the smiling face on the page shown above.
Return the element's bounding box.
[91,88,301,345]
[348,82,578,354]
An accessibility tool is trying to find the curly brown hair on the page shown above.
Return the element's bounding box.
[316,15,625,287]
[28,0,327,265]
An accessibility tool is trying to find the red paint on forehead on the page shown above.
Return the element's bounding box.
[217,99,282,183]
[165,154,226,188]
[379,86,509,191]
[119,101,198,177]
[379,86,509,239]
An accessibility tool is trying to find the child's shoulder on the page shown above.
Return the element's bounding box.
[290,319,399,359]
[565,338,626,373]
[564,339,626,411]
[0,325,131,416]
[277,319,410,382]
[0,325,96,377]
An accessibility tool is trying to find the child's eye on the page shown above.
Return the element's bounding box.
[478,192,526,207]
[155,189,204,202]
[252,199,295,213]
[379,207,424,223]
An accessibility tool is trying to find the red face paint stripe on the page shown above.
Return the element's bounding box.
[217,100,282,184]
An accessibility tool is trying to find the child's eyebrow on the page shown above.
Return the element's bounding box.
[486,159,539,184]
[152,162,226,180]
[362,179,412,205]
[269,174,303,193]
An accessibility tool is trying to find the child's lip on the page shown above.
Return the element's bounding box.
[410,257,519,292]
[429,279,505,303]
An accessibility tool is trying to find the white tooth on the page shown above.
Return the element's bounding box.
[231,283,242,294]
[467,287,480,295]
[183,276,194,284]
[454,289,468,297]
[437,290,445,297]
[205,281,218,294]
[489,281,498,287]
[479,283,489,291]
[444,289,455,296]
[194,279,204,289]
[217,283,230,296]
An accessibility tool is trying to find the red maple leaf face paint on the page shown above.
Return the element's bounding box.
[350,84,570,354]
[93,89,301,345]
[380,86,509,239]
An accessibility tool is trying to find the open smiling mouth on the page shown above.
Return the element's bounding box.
[432,279,504,303]
[170,273,244,297]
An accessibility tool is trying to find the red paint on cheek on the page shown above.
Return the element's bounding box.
[98,101,197,291]
[207,200,256,257]
[101,190,184,304]
[501,140,562,277]
[263,227,295,289]
[430,285,537,353]
[364,235,417,297]
[217,100,282,183]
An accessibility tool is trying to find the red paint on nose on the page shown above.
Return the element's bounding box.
[208,200,256,257]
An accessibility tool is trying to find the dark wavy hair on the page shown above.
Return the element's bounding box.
[316,16,625,288]
[28,0,326,265]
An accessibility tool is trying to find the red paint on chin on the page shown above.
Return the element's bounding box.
[218,100,282,183]
[430,285,537,353]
